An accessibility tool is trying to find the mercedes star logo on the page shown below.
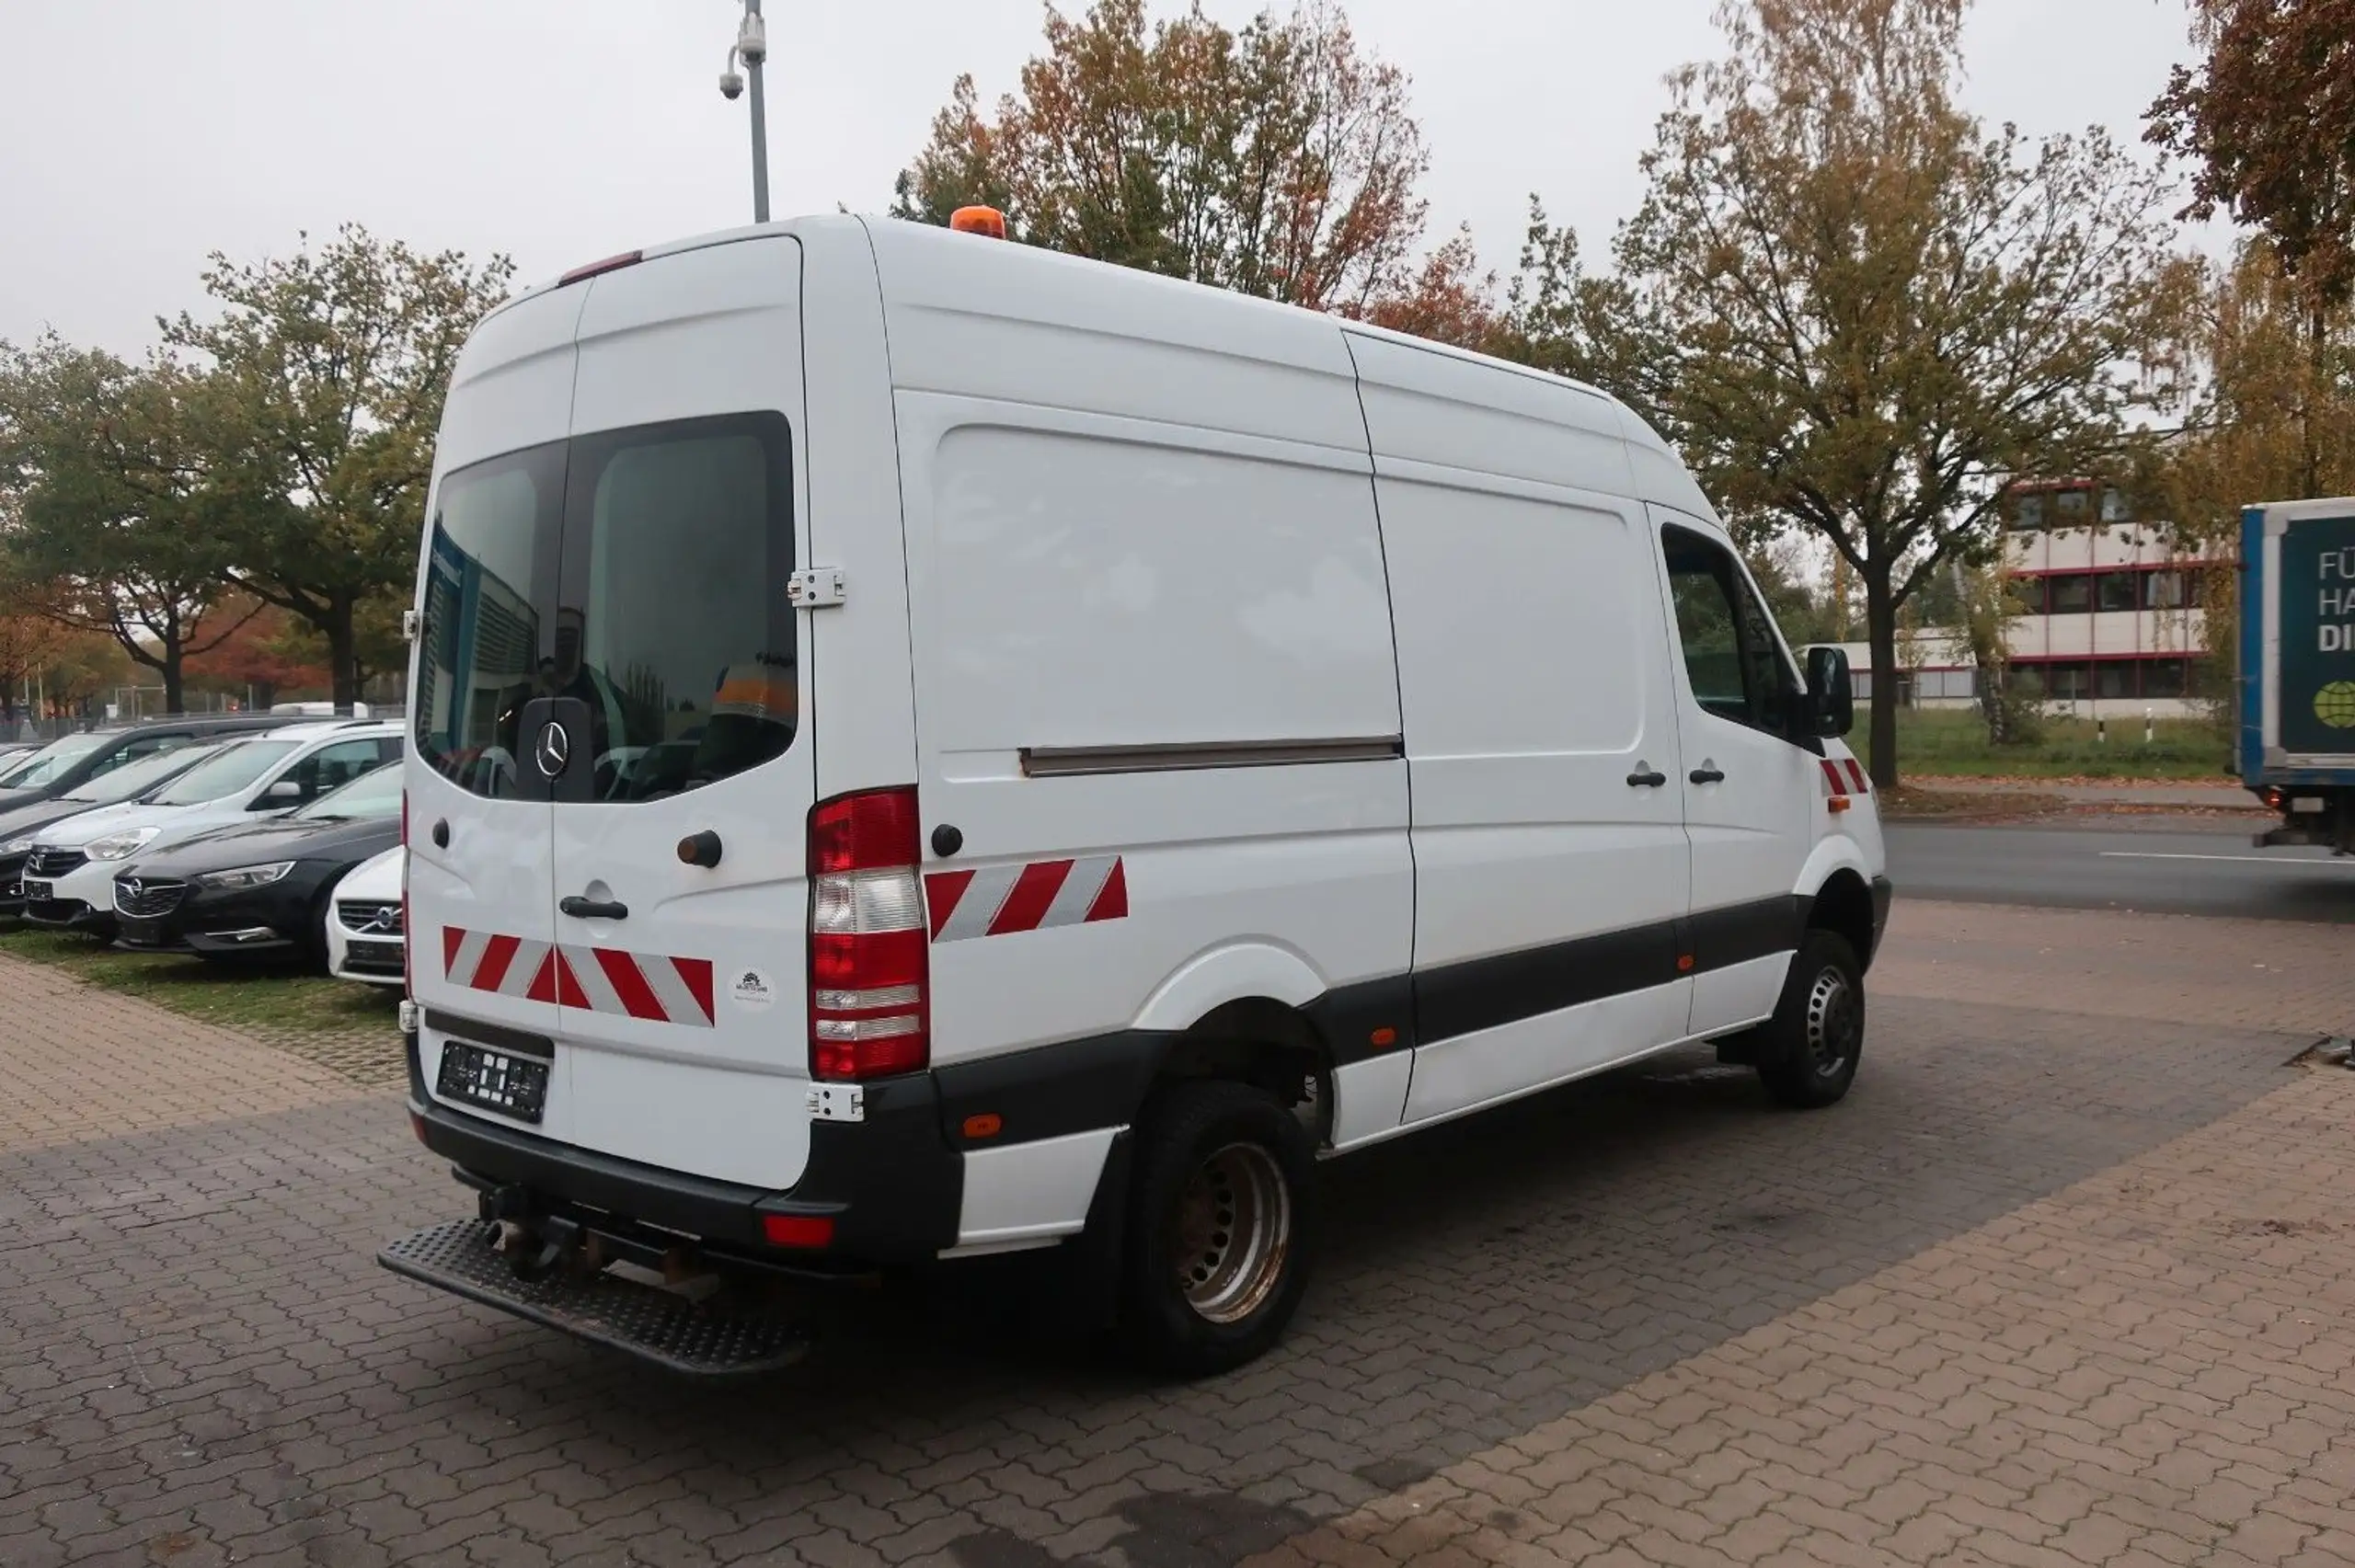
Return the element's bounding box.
[534,721,570,780]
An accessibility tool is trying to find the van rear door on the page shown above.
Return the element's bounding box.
[408,288,581,1071]
[544,237,818,1192]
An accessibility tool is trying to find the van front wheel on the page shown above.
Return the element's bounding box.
[1122,1081,1315,1377]
[1755,930,1865,1109]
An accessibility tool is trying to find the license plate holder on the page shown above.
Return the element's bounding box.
[21,879,51,901]
[2292,796,2326,814]
[437,1040,551,1124]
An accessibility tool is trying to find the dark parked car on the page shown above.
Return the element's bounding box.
[0,715,292,808]
[113,761,406,967]
[0,744,230,918]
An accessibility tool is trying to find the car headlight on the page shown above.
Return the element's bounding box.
[86,827,162,862]
[0,836,31,855]
[193,861,296,891]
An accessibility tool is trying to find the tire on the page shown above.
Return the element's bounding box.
[1121,1080,1315,1377]
[1754,930,1866,1109]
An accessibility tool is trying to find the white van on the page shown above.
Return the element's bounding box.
[385,214,1890,1377]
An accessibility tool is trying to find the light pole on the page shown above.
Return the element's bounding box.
[718,0,771,223]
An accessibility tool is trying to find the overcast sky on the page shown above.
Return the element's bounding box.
[2,0,2207,355]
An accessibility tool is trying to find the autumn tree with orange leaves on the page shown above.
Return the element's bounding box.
[892,1,1656,383]
[2150,0,2355,503]
[895,0,1433,316]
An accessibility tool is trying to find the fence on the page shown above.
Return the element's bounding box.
[6,674,409,748]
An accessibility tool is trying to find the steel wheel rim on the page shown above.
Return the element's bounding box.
[1172,1141,1292,1324]
[1805,966,1859,1078]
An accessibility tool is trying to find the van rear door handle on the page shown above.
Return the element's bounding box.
[559,896,628,921]
[1689,766,1726,784]
[1626,769,1669,788]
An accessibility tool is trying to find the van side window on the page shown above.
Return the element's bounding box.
[1662,525,1793,734]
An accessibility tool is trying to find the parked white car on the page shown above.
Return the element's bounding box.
[21,721,403,934]
[325,844,405,988]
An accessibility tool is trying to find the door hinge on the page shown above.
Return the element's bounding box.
[787,567,846,609]
[401,608,419,642]
[807,1082,866,1123]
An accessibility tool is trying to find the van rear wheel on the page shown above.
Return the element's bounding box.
[1755,930,1865,1109]
[1122,1081,1315,1377]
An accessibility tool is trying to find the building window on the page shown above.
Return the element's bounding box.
[2043,662,2092,700]
[2054,488,2090,521]
[2100,486,2131,522]
[2015,493,2046,530]
[2144,569,2198,610]
[1917,669,1975,701]
[2097,572,2141,613]
[2096,660,2136,699]
[2142,658,2188,699]
[2047,575,2093,614]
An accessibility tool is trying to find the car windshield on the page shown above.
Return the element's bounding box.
[61,743,222,804]
[147,740,299,807]
[0,731,109,791]
[0,752,35,785]
[293,761,404,820]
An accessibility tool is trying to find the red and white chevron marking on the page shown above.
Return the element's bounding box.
[925,855,1128,944]
[1820,757,1870,796]
[442,928,716,1027]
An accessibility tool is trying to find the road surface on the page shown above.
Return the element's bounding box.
[1887,817,2355,923]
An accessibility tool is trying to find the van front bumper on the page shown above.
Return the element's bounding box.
[402,1032,964,1267]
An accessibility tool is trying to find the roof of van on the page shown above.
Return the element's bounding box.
[506,214,1717,521]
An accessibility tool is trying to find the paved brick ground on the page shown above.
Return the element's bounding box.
[1,899,2350,1567]
[0,952,366,1157]
[1247,1068,2355,1568]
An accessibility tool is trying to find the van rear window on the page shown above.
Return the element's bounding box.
[411,414,796,803]
[565,416,798,802]
[413,444,565,799]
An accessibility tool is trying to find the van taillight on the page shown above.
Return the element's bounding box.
[808,787,928,1081]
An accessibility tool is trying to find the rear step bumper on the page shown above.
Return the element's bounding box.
[402,1033,964,1265]
[378,1219,810,1376]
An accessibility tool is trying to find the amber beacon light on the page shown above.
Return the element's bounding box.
[950,206,1009,239]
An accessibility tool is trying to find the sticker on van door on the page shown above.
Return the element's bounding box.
[729,968,778,1010]
[442,927,717,1027]
[925,856,1128,943]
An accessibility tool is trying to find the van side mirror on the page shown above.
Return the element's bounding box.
[1806,647,1855,738]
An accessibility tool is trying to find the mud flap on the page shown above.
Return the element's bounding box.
[378,1220,811,1376]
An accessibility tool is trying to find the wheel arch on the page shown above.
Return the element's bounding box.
[1803,866,1877,973]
